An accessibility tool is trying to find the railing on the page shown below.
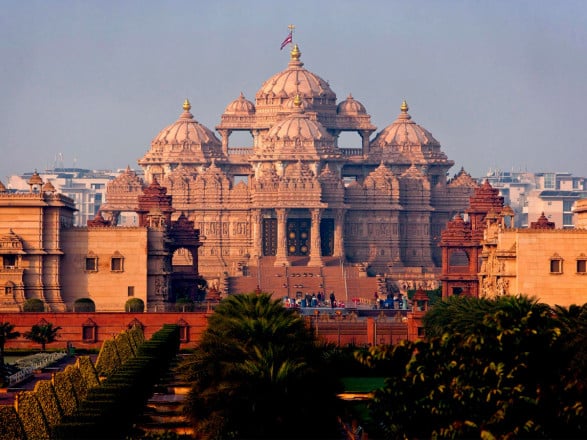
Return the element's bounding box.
[7,351,68,386]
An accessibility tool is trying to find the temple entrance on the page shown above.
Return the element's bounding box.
[287,219,310,256]
[320,219,334,256]
[263,218,277,256]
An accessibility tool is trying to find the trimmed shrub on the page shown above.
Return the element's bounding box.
[128,324,145,347]
[0,406,26,440]
[52,370,78,417]
[114,331,135,365]
[22,298,45,312]
[95,339,121,377]
[125,298,144,312]
[16,391,51,439]
[76,356,100,389]
[33,379,63,428]
[65,364,89,403]
[72,298,95,312]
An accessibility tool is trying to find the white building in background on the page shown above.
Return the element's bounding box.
[7,168,143,226]
[483,170,587,228]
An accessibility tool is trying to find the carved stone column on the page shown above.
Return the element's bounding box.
[218,129,231,156]
[360,130,371,156]
[333,208,346,259]
[251,209,262,259]
[308,208,324,267]
[274,208,290,266]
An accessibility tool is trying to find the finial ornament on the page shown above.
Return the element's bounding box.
[183,99,191,111]
[291,44,301,61]
[401,99,409,113]
[293,94,302,107]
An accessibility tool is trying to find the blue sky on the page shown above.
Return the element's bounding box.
[1,0,586,181]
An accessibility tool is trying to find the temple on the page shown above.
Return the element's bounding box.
[101,43,477,298]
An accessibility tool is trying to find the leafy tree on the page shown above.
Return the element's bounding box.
[358,295,587,439]
[178,292,343,439]
[24,322,62,352]
[0,322,20,367]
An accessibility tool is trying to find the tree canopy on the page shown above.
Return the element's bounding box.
[358,295,587,439]
[24,322,62,352]
[179,292,343,439]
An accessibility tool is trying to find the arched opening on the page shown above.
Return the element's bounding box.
[73,298,96,312]
[448,249,470,273]
[125,298,145,312]
[337,131,363,151]
[170,247,203,303]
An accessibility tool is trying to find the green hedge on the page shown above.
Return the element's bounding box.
[16,391,51,440]
[53,325,180,439]
[0,406,26,440]
[33,380,63,428]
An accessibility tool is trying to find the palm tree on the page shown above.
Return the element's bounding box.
[24,322,62,352]
[0,322,20,367]
[179,292,342,439]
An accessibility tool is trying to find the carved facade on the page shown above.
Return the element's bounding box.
[102,44,477,295]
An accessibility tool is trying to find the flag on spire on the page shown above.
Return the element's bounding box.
[280,31,293,50]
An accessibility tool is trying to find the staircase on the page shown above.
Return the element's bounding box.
[227,257,379,305]
[133,355,193,437]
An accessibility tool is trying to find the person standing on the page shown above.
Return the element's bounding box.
[330,291,336,308]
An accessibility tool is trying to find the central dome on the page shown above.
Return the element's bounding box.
[255,45,337,116]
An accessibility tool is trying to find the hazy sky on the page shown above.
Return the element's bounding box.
[1,0,587,181]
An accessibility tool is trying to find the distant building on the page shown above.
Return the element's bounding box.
[440,179,587,307]
[483,170,587,228]
[6,167,143,226]
[0,173,202,312]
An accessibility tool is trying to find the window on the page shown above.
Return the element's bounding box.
[3,255,16,269]
[82,319,97,343]
[577,259,587,274]
[563,200,575,212]
[128,286,135,297]
[85,256,98,272]
[550,258,563,274]
[110,254,124,272]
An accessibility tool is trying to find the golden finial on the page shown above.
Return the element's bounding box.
[291,44,301,61]
[293,94,302,107]
[288,24,295,33]
[183,99,191,111]
[400,99,409,113]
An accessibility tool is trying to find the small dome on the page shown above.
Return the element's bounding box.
[371,100,439,147]
[266,111,331,142]
[42,181,56,193]
[0,180,7,192]
[337,94,366,115]
[224,92,255,115]
[28,170,43,186]
[152,99,221,148]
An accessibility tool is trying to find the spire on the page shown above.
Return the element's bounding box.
[400,99,409,113]
[183,99,191,111]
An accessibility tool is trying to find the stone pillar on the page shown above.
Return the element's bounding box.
[333,209,346,259]
[360,130,370,156]
[251,210,262,259]
[218,129,231,156]
[308,208,324,267]
[274,208,290,267]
